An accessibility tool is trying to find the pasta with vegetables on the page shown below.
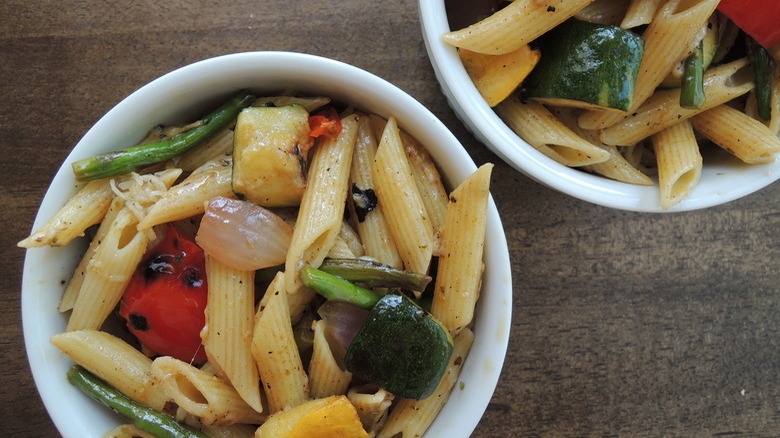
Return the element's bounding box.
[20,91,493,438]
[445,0,780,208]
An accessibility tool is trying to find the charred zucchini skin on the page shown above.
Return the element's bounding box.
[344,293,453,400]
[523,19,645,112]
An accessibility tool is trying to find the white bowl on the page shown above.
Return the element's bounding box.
[419,0,780,212]
[22,52,512,438]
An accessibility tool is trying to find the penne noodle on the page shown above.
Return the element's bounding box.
[690,104,780,164]
[350,115,403,268]
[620,0,664,29]
[50,330,173,414]
[18,178,114,248]
[347,385,394,437]
[651,120,702,209]
[151,356,263,426]
[431,164,492,336]
[202,255,263,413]
[173,127,234,172]
[251,272,309,414]
[138,155,235,230]
[372,116,434,275]
[442,0,596,55]
[495,97,610,166]
[284,114,358,294]
[308,320,352,399]
[575,0,631,26]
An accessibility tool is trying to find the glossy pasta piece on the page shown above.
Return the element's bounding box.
[138,154,235,230]
[574,0,631,26]
[284,115,358,294]
[252,272,309,414]
[50,330,172,414]
[651,120,702,209]
[372,116,434,275]
[579,0,721,130]
[376,328,474,438]
[202,255,263,413]
[600,58,755,146]
[495,97,610,166]
[18,178,113,248]
[150,356,263,426]
[347,385,394,438]
[308,320,352,399]
[173,127,234,172]
[442,0,596,55]
[349,115,403,268]
[620,0,664,28]
[431,164,492,336]
[690,104,780,164]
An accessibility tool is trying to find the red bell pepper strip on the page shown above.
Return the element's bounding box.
[718,0,780,49]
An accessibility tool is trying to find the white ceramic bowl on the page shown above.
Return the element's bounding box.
[22,52,512,438]
[420,0,780,212]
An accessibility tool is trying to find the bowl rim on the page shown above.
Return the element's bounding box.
[22,51,512,438]
[419,0,780,212]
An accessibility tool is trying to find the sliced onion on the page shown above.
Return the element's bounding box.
[317,300,371,366]
[196,196,293,271]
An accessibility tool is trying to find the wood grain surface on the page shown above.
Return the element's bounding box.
[2,1,779,436]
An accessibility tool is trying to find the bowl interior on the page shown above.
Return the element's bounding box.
[22,51,512,438]
[419,0,780,212]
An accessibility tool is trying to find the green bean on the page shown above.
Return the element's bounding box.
[680,41,705,109]
[747,37,774,121]
[300,265,380,309]
[66,365,209,438]
[319,258,432,291]
[72,90,255,181]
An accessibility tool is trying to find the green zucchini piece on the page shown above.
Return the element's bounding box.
[344,293,453,400]
[523,19,644,112]
[232,104,311,207]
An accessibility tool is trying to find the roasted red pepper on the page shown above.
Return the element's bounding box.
[718,0,780,49]
[308,107,343,139]
[119,224,208,364]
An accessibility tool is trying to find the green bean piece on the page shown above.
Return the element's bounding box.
[66,365,210,438]
[72,90,256,181]
[319,258,432,292]
[300,265,380,309]
[680,41,705,109]
[747,37,774,121]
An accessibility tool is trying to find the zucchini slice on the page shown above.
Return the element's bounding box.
[523,19,645,112]
[344,293,453,400]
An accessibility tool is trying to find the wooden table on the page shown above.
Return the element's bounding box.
[2,1,778,436]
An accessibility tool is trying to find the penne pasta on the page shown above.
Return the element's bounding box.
[620,0,664,29]
[18,178,114,248]
[372,116,434,275]
[252,272,309,414]
[575,0,631,26]
[173,127,234,172]
[347,385,394,438]
[284,114,358,294]
[651,120,702,209]
[495,96,610,166]
[690,104,780,164]
[308,320,352,399]
[202,254,263,413]
[431,164,492,336]
[442,0,596,55]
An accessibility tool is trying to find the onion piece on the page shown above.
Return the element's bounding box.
[196,196,293,271]
[317,300,370,367]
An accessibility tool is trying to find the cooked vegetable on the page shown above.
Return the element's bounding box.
[344,293,453,400]
[196,196,293,271]
[308,107,343,139]
[318,258,432,292]
[661,14,719,89]
[232,104,312,207]
[718,0,780,49]
[72,90,255,181]
[523,19,645,112]
[119,225,208,364]
[680,41,706,109]
[747,36,775,120]
[458,44,540,107]
[255,395,368,438]
[299,265,380,309]
[67,365,210,438]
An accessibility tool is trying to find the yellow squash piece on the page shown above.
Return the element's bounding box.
[459,44,540,107]
[255,395,369,438]
[232,104,312,207]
